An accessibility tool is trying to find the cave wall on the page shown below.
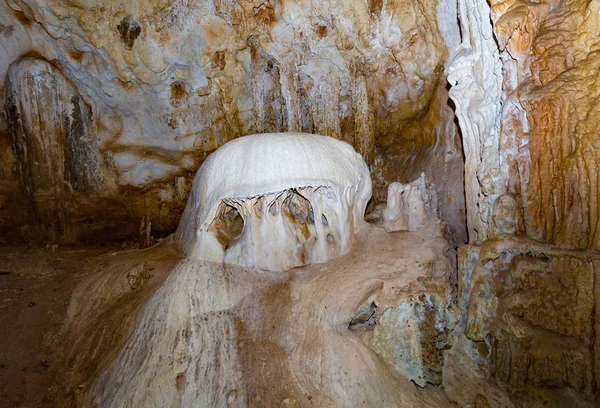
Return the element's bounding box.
[450,0,600,398]
[0,0,466,245]
[3,0,600,402]
[493,0,600,250]
[450,0,600,248]
[3,57,106,242]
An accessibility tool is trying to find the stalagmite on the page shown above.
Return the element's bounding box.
[382,173,438,232]
[175,132,372,271]
[75,132,461,407]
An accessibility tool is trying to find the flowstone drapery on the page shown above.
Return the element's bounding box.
[62,134,462,407]
[175,132,372,271]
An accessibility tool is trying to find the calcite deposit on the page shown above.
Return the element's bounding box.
[2,0,600,405]
[3,57,106,242]
[382,173,438,233]
[49,136,454,406]
[67,216,460,407]
[0,0,465,245]
[175,133,372,271]
[493,0,600,251]
[448,0,600,401]
[460,238,599,395]
[449,0,600,250]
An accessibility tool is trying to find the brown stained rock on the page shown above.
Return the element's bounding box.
[0,0,465,245]
[474,394,491,408]
[196,79,212,96]
[3,57,106,242]
[455,0,600,249]
[446,0,600,394]
[490,194,519,237]
[1,56,190,246]
[70,223,461,407]
[138,216,155,249]
[116,16,141,49]
[0,55,195,245]
[0,23,14,37]
[63,239,180,406]
[208,203,244,249]
[371,283,459,387]
[212,50,226,70]
[248,36,286,134]
[450,3,600,397]
[9,7,34,26]
[459,236,599,395]
[170,80,189,107]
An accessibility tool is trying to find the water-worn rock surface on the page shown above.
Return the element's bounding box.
[0,0,466,245]
[67,224,459,407]
[449,0,600,248]
[459,237,600,396]
[447,0,600,402]
[2,0,600,405]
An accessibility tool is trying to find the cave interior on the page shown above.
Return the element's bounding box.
[1,0,600,406]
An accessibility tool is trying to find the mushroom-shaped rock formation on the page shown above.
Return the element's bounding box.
[175,133,372,271]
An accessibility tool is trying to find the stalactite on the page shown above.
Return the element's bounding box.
[447,0,505,242]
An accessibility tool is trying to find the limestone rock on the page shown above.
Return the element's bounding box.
[459,236,599,395]
[370,281,460,387]
[446,0,505,243]
[448,0,600,251]
[0,0,465,244]
[59,131,460,405]
[493,0,600,250]
[489,194,519,237]
[66,224,461,407]
[3,57,107,242]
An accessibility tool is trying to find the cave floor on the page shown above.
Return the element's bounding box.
[0,245,115,408]
[0,236,596,408]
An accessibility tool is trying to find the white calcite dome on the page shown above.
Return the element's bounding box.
[175,132,372,271]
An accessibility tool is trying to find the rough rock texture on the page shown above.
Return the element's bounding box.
[2,57,109,243]
[459,236,599,396]
[449,0,600,249]
[447,0,600,400]
[492,0,600,251]
[446,0,505,243]
[0,0,466,245]
[4,0,600,403]
[370,279,459,387]
[52,123,469,406]
[382,173,438,233]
